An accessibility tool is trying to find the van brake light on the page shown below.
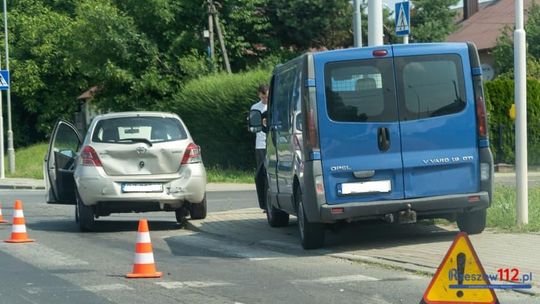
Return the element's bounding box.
[475,95,488,138]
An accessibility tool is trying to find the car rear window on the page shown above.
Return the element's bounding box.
[92,116,187,143]
[324,58,397,122]
[395,54,466,120]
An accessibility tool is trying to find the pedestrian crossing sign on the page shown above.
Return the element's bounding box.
[395,1,410,36]
[0,70,9,90]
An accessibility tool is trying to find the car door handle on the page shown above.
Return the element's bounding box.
[378,127,390,152]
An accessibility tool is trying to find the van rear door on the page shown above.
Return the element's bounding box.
[392,44,479,198]
[315,47,405,204]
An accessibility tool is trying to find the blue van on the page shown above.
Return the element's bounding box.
[249,43,493,249]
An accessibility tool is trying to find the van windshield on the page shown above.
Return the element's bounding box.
[324,58,397,122]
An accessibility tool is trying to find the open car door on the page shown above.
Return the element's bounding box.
[45,120,82,204]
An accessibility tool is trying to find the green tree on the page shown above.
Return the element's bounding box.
[268,0,353,50]
[493,2,540,78]
[409,0,459,42]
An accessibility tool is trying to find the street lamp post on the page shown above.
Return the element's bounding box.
[514,0,528,225]
[3,0,14,173]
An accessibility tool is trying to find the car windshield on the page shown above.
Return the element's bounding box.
[91,116,187,144]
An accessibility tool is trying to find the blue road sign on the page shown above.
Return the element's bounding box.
[395,1,410,37]
[0,70,9,90]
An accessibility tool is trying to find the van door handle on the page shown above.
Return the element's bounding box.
[377,127,390,152]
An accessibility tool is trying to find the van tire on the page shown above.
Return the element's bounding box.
[457,209,486,234]
[190,195,207,220]
[265,182,289,227]
[297,195,325,249]
[76,191,95,232]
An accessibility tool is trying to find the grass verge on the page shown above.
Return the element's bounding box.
[487,185,540,232]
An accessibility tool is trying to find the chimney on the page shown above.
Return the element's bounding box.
[463,0,479,20]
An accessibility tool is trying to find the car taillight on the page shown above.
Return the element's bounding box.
[181,143,202,164]
[81,146,102,166]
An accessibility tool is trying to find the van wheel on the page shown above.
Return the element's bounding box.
[190,195,207,220]
[297,195,325,249]
[457,209,486,234]
[76,192,95,232]
[175,207,189,223]
[265,182,289,227]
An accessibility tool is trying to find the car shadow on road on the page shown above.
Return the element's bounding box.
[187,216,459,256]
[27,218,183,233]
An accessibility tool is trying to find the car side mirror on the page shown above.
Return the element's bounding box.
[248,109,263,133]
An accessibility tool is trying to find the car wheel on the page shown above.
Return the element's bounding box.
[76,191,95,232]
[297,193,324,250]
[457,209,486,235]
[190,195,207,220]
[265,181,289,227]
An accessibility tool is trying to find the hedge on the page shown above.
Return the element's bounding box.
[163,69,271,170]
[484,78,540,165]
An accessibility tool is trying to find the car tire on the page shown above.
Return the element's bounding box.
[190,195,207,220]
[457,209,486,235]
[297,193,324,250]
[265,181,289,227]
[76,191,95,232]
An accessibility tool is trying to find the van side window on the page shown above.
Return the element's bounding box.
[324,58,397,122]
[396,54,466,120]
[272,67,298,132]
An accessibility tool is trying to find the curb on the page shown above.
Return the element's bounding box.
[0,185,45,190]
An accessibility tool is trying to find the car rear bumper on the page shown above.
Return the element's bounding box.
[319,191,489,222]
[75,164,206,208]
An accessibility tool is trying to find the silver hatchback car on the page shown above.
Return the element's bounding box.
[45,111,207,231]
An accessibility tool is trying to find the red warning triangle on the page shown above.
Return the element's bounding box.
[421,232,498,303]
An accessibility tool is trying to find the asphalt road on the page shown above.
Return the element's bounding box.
[0,189,536,304]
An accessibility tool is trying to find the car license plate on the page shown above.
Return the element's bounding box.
[121,183,163,193]
[338,180,391,195]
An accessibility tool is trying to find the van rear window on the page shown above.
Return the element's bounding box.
[324,58,397,122]
[395,54,466,120]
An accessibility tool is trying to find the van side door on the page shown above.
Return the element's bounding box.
[275,62,302,212]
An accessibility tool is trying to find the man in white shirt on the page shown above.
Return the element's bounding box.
[250,84,269,171]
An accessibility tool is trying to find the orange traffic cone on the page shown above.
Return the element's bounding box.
[4,200,34,243]
[0,203,8,223]
[126,219,162,278]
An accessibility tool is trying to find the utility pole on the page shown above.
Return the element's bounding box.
[368,0,383,46]
[353,0,362,47]
[514,0,528,225]
[210,1,231,74]
[3,0,14,173]
[207,0,215,63]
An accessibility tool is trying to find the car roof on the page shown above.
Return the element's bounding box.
[93,111,180,120]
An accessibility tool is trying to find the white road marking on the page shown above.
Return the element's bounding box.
[156,281,233,289]
[291,274,379,285]
[0,242,88,269]
[84,284,134,292]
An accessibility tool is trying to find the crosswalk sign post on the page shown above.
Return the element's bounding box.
[0,70,9,90]
[395,1,410,44]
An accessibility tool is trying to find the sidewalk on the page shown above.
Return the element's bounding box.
[187,207,540,296]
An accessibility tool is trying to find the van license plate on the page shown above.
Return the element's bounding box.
[121,183,163,193]
[338,180,391,195]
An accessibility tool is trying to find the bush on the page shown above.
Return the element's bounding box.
[484,78,540,165]
[162,69,271,169]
